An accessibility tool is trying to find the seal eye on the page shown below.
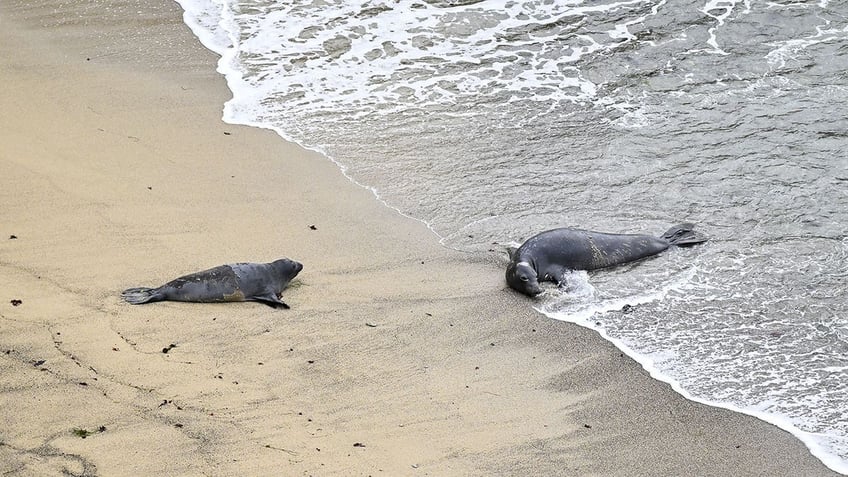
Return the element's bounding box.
[520,276,529,282]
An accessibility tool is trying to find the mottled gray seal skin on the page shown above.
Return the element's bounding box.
[122,259,303,309]
[506,223,707,296]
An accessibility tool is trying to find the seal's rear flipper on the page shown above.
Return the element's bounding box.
[506,246,518,260]
[661,223,708,247]
[121,287,162,305]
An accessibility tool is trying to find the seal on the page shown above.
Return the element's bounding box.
[506,223,707,296]
[121,258,303,309]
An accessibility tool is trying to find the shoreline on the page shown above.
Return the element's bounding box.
[557,313,848,475]
[0,2,841,476]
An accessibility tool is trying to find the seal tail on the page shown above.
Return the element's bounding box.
[661,223,708,247]
[121,287,163,305]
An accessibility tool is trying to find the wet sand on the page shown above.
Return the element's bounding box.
[0,2,840,476]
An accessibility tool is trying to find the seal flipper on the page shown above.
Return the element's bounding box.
[506,246,519,261]
[542,265,571,287]
[661,223,708,247]
[253,294,290,309]
[121,287,165,305]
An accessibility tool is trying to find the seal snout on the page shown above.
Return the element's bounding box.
[520,279,544,297]
[526,285,544,297]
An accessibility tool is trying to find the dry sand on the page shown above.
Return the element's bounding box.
[0,2,840,476]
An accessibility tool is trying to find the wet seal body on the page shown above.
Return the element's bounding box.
[122,259,302,309]
[506,223,707,296]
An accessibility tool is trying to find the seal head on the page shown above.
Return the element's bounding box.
[506,260,543,297]
[269,258,303,287]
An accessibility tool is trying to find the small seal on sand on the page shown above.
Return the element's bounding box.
[506,223,707,296]
[122,258,302,309]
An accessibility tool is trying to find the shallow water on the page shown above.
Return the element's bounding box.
[176,0,848,471]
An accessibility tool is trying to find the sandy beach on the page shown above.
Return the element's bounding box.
[0,2,840,476]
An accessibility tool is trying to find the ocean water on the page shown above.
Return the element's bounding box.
[174,0,848,472]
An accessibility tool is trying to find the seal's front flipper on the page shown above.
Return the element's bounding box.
[121,287,164,305]
[554,269,588,294]
[255,295,290,309]
[543,266,571,288]
[266,300,290,309]
[554,275,568,289]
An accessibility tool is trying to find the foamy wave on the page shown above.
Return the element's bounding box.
[537,241,848,473]
[197,0,693,119]
[174,0,231,53]
[537,264,696,325]
[765,18,848,70]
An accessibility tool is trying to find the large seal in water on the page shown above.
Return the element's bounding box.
[506,223,707,296]
[122,259,302,309]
